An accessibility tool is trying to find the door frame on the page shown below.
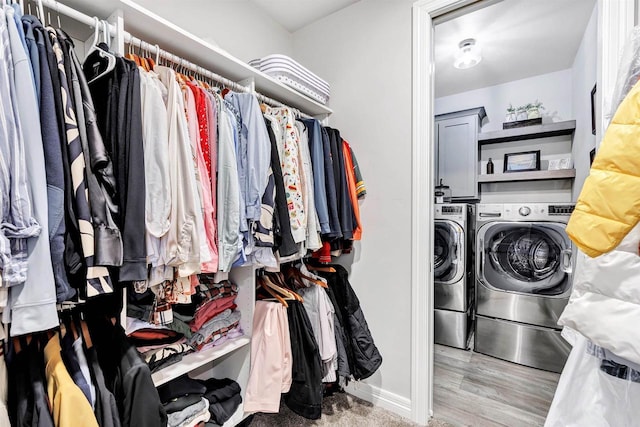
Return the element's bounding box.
[410,0,634,424]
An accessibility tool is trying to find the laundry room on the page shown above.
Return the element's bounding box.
[431,0,597,425]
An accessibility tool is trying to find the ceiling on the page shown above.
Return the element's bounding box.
[435,0,597,97]
[250,0,360,32]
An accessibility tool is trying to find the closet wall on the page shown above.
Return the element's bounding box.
[293,0,416,413]
[571,5,597,201]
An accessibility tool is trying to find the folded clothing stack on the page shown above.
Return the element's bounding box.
[158,375,242,427]
[126,277,243,374]
[158,376,210,427]
[249,54,330,105]
[199,378,243,426]
[177,279,243,351]
[126,317,192,373]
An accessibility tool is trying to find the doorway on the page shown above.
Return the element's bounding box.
[410,0,635,425]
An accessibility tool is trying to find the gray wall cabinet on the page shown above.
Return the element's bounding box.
[435,107,486,200]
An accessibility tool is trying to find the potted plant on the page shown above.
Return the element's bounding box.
[505,104,516,122]
[516,105,528,121]
[527,100,544,119]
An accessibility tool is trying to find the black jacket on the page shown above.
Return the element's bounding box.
[327,128,354,240]
[58,30,123,268]
[90,319,167,427]
[320,127,342,239]
[84,52,147,282]
[318,264,382,380]
[265,118,298,256]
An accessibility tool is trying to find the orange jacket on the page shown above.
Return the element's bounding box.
[343,140,362,240]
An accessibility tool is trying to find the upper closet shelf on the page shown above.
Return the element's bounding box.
[119,0,332,116]
[478,120,576,145]
[151,336,250,386]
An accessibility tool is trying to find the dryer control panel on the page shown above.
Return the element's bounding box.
[435,203,467,221]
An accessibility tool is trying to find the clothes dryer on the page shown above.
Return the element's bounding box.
[475,203,574,372]
[434,203,475,349]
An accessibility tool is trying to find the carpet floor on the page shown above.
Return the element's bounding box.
[248,392,452,426]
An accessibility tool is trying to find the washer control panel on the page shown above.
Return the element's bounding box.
[518,206,531,216]
[549,205,575,216]
[477,203,574,221]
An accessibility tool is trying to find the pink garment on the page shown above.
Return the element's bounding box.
[189,295,237,332]
[244,301,292,414]
[183,85,218,273]
[204,92,218,243]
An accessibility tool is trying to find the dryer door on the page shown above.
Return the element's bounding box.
[434,220,464,285]
[477,222,572,296]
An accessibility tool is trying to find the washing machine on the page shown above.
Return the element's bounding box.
[475,203,574,372]
[434,203,475,349]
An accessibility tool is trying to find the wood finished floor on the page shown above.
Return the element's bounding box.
[433,344,560,427]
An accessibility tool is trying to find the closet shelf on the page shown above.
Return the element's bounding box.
[478,169,576,183]
[478,120,576,145]
[151,336,251,386]
[117,0,332,116]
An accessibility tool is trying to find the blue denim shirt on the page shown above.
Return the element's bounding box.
[226,93,272,222]
[302,118,330,234]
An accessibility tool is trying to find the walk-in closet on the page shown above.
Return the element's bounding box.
[1,0,639,426]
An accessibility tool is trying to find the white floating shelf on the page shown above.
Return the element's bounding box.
[478,120,576,145]
[151,336,251,386]
[478,169,576,183]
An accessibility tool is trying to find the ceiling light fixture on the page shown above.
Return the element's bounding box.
[454,38,481,69]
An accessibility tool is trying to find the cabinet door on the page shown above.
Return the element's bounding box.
[436,116,478,199]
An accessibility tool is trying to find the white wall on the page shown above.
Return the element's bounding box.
[132,0,294,62]
[435,69,574,132]
[571,5,598,201]
[436,70,575,203]
[293,0,416,411]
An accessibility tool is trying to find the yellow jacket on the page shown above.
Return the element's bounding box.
[44,334,99,427]
[567,79,640,257]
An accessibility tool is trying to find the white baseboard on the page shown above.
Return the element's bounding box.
[345,382,412,420]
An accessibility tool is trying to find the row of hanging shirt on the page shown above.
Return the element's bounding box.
[0,3,367,336]
[245,262,382,420]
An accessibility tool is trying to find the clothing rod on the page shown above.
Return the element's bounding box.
[124,33,313,119]
[36,0,313,119]
[39,0,116,36]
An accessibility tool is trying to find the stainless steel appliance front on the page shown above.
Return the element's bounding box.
[474,203,574,371]
[435,308,471,349]
[475,316,571,373]
[433,203,474,349]
[434,219,466,311]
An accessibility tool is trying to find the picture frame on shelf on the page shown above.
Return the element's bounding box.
[504,150,540,173]
[548,157,573,170]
